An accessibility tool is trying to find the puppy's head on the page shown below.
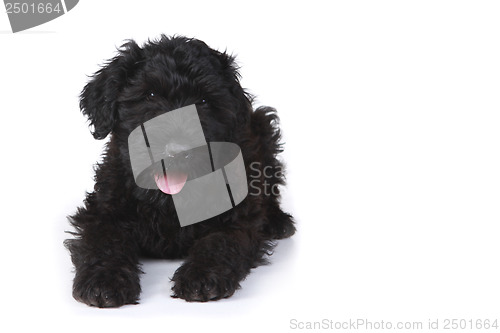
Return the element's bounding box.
[80,36,252,196]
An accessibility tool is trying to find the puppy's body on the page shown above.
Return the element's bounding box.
[65,36,294,307]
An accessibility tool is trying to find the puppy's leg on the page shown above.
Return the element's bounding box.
[262,205,296,240]
[65,208,141,308]
[171,229,271,302]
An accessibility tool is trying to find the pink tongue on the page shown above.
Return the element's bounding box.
[154,171,188,195]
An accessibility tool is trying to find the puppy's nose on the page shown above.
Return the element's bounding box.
[165,142,187,157]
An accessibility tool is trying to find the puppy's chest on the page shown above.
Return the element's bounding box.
[135,205,191,258]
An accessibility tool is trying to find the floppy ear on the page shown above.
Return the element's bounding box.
[216,51,253,125]
[80,41,143,139]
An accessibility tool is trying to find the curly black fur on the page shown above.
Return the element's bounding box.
[65,35,295,307]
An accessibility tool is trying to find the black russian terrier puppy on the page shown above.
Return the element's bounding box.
[65,35,295,307]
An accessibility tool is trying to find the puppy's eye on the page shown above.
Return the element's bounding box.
[199,99,207,104]
[147,91,156,99]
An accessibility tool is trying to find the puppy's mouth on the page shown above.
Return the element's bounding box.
[154,170,188,195]
[133,145,214,195]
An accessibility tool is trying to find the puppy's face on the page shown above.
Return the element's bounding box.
[79,36,252,198]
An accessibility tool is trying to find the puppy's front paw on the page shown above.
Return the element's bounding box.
[72,266,141,308]
[171,262,240,302]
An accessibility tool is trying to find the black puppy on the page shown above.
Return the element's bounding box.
[65,35,295,307]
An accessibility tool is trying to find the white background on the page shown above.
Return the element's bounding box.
[1,1,499,332]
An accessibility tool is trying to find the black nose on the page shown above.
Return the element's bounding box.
[165,142,189,158]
